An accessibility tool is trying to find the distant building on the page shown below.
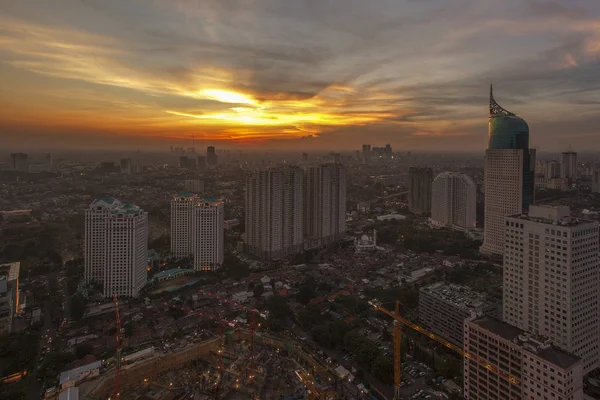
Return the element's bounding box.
[179,156,196,169]
[419,283,499,347]
[207,146,218,167]
[376,214,406,221]
[45,153,52,171]
[304,164,347,246]
[464,316,583,400]
[10,153,28,171]
[408,167,433,215]
[120,158,132,175]
[430,172,476,231]
[197,156,207,170]
[184,179,204,194]
[481,86,535,256]
[561,150,577,180]
[191,197,224,271]
[0,262,20,335]
[245,166,304,259]
[170,193,197,258]
[592,168,600,193]
[544,160,560,179]
[85,199,148,297]
[362,144,371,159]
[546,177,569,191]
[504,205,600,373]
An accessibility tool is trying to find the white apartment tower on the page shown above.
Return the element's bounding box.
[245,166,304,259]
[304,163,347,246]
[170,192,197,258]
[430,172,476,231]
[85,198,148,297]
[191,198,224,271]
[503,205,600,373]
[481,86,535,256]
[464,315,583,400]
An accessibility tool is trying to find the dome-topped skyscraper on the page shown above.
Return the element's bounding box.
[481,85,536,256]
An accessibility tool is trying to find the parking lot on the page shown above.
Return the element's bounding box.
[398,360,439,399]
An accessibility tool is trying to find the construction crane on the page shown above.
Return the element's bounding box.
[113,295,123,398]
[368,299,519,400]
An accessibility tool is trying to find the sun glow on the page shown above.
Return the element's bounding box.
[199,89,257,105]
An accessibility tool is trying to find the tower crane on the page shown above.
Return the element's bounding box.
[368,299,519,400]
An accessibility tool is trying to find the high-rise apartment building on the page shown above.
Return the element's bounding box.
[191,197,224,271]
[362,144,371,159]
[0,262,20,335]
[408,167,433,215]
[464,315,583,400]
[545,160,561,179]
[592,168,600,193]
[10,153,28,171]
[561,150,577,180]
[120,158,132,175]
[430,172,476,231]
[245,166,304,259]
[480,86,535,256]
[503,205,599,373]
[207,146,218,167]
[184,179,205,194]
[304,164,347,246]
[171,193,197,258]
[85,198,148,297]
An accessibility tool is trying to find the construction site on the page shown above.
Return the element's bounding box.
[81,329,342,400]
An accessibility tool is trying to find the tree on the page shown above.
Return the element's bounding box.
[70,293,86,320]
[371,355,394,384]
[253,283,264,298]
[296,282,316,305]
[266,295,290,319]
[168,306,185,320]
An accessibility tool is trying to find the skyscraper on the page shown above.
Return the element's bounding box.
[85,198,148,297]
[408,167,433,215]
[245,166,304,259]
[561,150,577,180]
[503,205,599,373]
[430,172,476,231]
[304,164,347,246]
[191,197,224,271]
[480,85,535,256]
[10,153,28,171]
[207,146,218,167]
[120,158,132,175]
[592,168,600,193]
[544,160,560,179]
[170,193,197,258]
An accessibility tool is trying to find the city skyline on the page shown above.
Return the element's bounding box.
[1,0,600,151]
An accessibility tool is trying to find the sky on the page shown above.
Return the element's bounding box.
[1,0,600,152]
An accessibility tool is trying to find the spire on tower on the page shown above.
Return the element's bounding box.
[489,84,516,117]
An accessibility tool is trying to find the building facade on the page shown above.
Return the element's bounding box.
[245,166,304,259]
[464,315,583,400]
[0,262,20,335]
[419,283,499,347]
[503,205,600,373]
[561,151,577,180]
[430,172,477,231]
[170,193,197,258]
[304,163,347,246]
[592,168,600,193]
[10,153,28,171]
[481,86,535,256]
[85,199,148,297]
[408,167,433,214]
[191,198,224,271]
[207,146,218,167]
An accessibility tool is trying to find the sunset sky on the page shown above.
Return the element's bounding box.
[1,0,600,151]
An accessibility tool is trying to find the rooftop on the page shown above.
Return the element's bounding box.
[471,316,580,370]
[59,361,102,385]
[421,283,491,313]
[0,262,20,281]
[508,205,594,227]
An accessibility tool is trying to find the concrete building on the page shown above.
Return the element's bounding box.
[304,164,346,247]
[170,192,196,258]
[354,231,377,252]
[545,160,561,179]
[503,205,599,373]
[207,146,218,167]
[245,166,304,259]
[408,167,433,215]
[592,168,600,193]
[120,158,132,175]
[0,262,20,335]
[184,179,204,194]
[464,315,583,400]
[481,86,535,256]
[419,283,499,347]
[10,153,28,171]
[191,197,224,271]
[561,150,577,180]
[85,199,148,297]
[430,172,477,231]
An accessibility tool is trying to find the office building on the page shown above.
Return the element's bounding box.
[503,205,599,373]
[419,283,499,347]
[179,156,196,169]
[85,199,148,297]
[191,197,224,271]
[170,193,197,258]
[464,315,583,400]
[184,179,205,194]
[430,172,477,231]
[408,167,433,215]
[544,160,560,179]
[480,86,535,256]
[10,153,28,171]
[207,146,218,167]
[561,150,577,180]
[362,144,371,159]
[245,166,304,259]
[120,158,132,175]
[304,164,347,247]
[0,262,20,335]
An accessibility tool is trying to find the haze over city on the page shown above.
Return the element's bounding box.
[1,0,600,151]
